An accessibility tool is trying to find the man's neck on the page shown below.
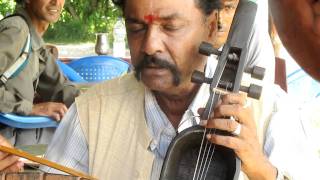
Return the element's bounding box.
[31,19,49,37]
[154,84,200,129]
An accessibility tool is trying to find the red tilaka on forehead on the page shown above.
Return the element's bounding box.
[144,14,159,24]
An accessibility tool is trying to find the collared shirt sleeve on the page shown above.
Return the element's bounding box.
[37,48,80,107]
[0,16,33,115]
[40,103,89,174]
[263,87,320,179]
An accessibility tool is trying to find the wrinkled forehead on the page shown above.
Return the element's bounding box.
[124,0,200,21]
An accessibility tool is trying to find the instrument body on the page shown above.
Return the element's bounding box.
[160,126,239,180]
[160,0,261,179]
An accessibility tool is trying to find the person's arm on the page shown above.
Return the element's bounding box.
[37,48,80,108]
[40,103,89,174]
[0,135,24,172]
[31,48,80,121]
[264,86,320,179]
[0,17,33,115]
[269,0,320,81]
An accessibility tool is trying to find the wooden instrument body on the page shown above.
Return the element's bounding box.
[160,126,240,180]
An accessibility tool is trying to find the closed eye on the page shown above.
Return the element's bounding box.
[127,23,147,33]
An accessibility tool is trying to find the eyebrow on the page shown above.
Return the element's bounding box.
[126,17,145,24]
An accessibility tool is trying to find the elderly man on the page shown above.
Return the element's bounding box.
[41,0,317,179]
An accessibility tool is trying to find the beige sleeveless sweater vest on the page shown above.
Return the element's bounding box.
[76,73,154,180]
[75,73,274,180]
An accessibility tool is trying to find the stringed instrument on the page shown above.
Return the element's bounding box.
[0,145,96,180]
[160,0,265,179]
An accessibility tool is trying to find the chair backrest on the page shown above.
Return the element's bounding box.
[56,60,87,83]
[0,113,57,129]
[67,55,130,82]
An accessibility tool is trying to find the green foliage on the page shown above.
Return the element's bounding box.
[44,19,93,43]
[0,0,16,17]
[45,0,121,43]
[0,0,122,44]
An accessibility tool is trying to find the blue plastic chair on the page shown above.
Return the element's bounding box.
[67,55,130,82]
[56,60,87,83]
[0,113,58,129]
[0,61,75,129]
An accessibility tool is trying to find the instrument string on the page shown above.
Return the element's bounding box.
[202,84,229,180]
[193,78,222,180]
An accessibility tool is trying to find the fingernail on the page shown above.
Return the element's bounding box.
[206,134,212,139]
[199,120,207,126]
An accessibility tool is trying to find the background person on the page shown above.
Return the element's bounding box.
[0,0,80,146]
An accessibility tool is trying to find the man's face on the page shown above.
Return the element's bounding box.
[124,0,216,94]
[215,0,238,48]
[26,0,65,23]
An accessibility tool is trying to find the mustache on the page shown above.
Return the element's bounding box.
[134,55,181,86]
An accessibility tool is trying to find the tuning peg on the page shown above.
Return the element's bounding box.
[191,70,212,84]
[199,42,221,56]
[247,66,265,80]
[240,84,263,99]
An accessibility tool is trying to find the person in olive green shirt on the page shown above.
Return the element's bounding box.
[0,0,79,146]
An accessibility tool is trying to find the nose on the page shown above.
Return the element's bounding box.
[141,26,164,56]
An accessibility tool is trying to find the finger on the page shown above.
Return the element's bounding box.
[62,104,68,114]
[50,112,61,122]
[221,93,247,106]
[2,161,24,173]
[0,155,19,171]
[55,107,66,120]
[214,104,242,118]
[204,118,240,133]
[206,133,244,151]
[0,136,13,160]
[214,104,252,125]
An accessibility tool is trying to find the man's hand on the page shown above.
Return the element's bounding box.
[199,93,277,180]
[31,102,68,121]
[0,135,24,172]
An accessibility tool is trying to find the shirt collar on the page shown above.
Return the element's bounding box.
[15,8,45,51]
